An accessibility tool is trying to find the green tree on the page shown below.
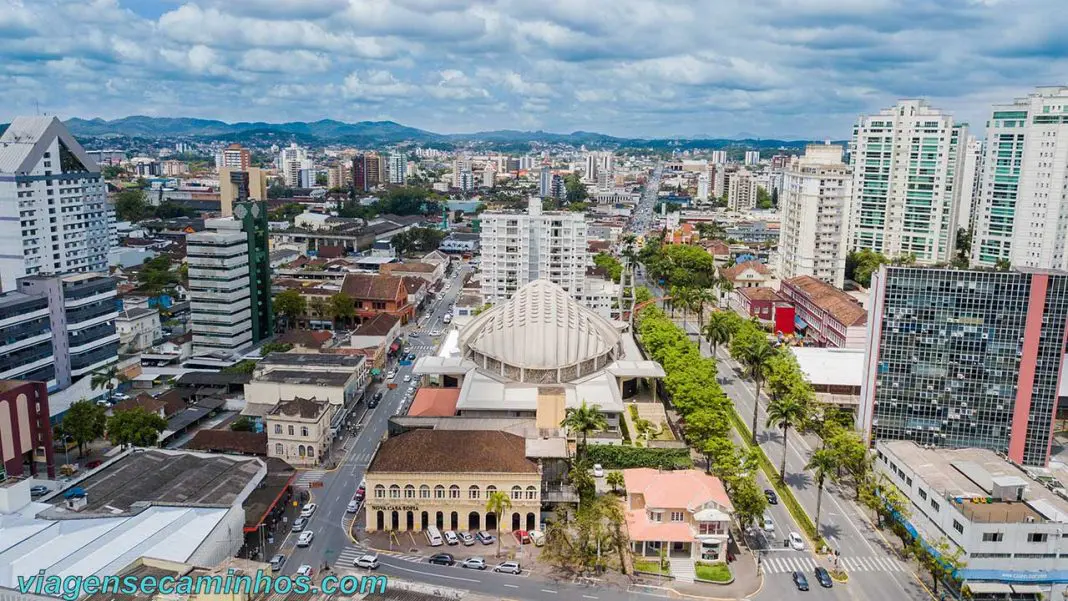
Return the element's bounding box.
[561,400,608,461]
[309,297,328,322]
[222,360,257,375]
[61,400,107,458]
[730,326,776,444]
[261,342,294,354]
[273,289,307,330]
[137,255,179,296]
[994,257,1011,271]
[564,172,588,203]
[806,447,838,535]
[593,253,623,282]
[684,406,731,450]
[569,459,597,504]
[106,408,168,449]
[766,394,808,482]
[102,164,126,179]
[328,293,355,328]
[114,188,149,222]
[606,470,625,494]
[485,490,512,557]
[729,475,768,530]
[911,537,966,596]
[702,311,734,356]
[230,416,256,432]
[846,248,889,287]
[756,187,773,209]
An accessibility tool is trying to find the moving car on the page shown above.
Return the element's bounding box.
[269,554,286,572]
[368,395,380,408]
[764,489,779,504]
[792,571,809,591]
[430,329,442,336]
[789,532,805,551]
[353,554,380,569]
[814,567,833,588]
[459,531,475,546]
[460,557,487,570]
[386,370,397,379]
[444,530,460,546]
[291,517,307,532]
[297,531,314,547]
[494,561,522,575]
[428,553,455,566]
[347,499,359,513]
[355,486,366,502]
[296,565,313,577]
[476,531,495,545]
[403,374,412,382]
[592,464,604,478]
[762,515,775,532]
[300,503,317,517]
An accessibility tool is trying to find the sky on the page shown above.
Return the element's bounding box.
[2,0,1067,139]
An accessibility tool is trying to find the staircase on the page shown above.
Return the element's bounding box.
[668,557,695,584]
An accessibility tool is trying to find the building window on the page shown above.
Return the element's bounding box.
[389,485,400,499]
[526,486,537,500]
[511,485,522,500]
[699,522,723,535]
[405,485,415,499]
[1027,533,1048,543]
[486,485,496,495]
[982,532,1004,542]
[307,447,314,457]
[918,489,927,500]
[449,485,460,499]
[670,511,685,522]
[952,520,964,534]
[288,425,295,436]
[274,425,282,434]
[435,485,445,499]
[375,485,385,499]
[468,485,480,500]
[930,499,939,512]
[420,485,430,499]
[274,443,283,454]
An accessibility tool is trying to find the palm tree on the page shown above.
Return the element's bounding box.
[90,365,121,404]
[807,448,838,535]
[485,491,512,557]
[674,286,698,330]
[766,395,807,482]
[702,311,733,357]
[560,400,608,460]
[694,287,715,329]
[739,337,776,445]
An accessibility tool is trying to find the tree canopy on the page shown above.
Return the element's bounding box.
[107,408,168,448]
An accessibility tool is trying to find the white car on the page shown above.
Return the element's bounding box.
[762,515,775,532]
[789,531,804,551]
[592,464,604,478]
[299,503,317,517]
[295,564,313,577]
[297,531,315,547]
[403,374,411,382]
[347,499,359,513]
[430,329,442,336]
[353,554,380,569]
[386,370,397,379]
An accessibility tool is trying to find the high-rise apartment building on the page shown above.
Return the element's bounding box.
[452,157,471,188]
[778,144,853,288]
[849,100,967,264]
[860,266,1068,466]
[0,117,111,291]
[744,150,761,165]
[327,164,346,190]
[188,201,272,357]
[479,197,588,302]
[459,170,474,193]
[583,151,614,183]
[215,143,251,171]
[955,135,984,235]
[353,154,368,192]
[219,167,267,217]
[696,172,710,202]
[972,86,1068,269]
[727,168,759,211]
[482,165,496,189]
[538,166,552,198]
[388,151,407,185]
[364,154,383,189]
[551,175,566,201]
[710,150,727,165]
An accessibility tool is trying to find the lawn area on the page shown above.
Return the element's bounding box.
[695,562,732,582]
[633,559,670,575]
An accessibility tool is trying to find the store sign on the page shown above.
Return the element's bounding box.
[369,504,420,512]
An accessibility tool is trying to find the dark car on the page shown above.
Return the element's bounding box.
[814,567,833,588]
[792,571,809,591]
[764,489,779,504]
[428,553,455,566]
[368,393,381,409]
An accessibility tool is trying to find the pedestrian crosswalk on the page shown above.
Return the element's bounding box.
[335,545,425,568]
[407,345,435,354]
[293,470,326,489]
[762,554,905,574]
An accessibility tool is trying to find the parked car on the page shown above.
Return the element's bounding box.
[291,517,307,532]
[494,561,522,575]
[444,530,460,546]
[355,486,366,502]
[300,503,317,517]
[430,329,442,336]
[458,531,475,546]
[592,464,604,478]
[814,566,833,588]
[269,554,286,572]
[353,554,380,569]
[789,532,804,551]
[296,565,314,577]
[512,530,530,544]
[402,374,412,382]
[529,530,545,547]
[347,499,359,513]
[368,396,380,408]
[764,489,779,504]
[428,553,455,566]
[476,531,496,545]
[297,531,314,547]
[460,557,487,570]
[762,515,775,532]
[793,571,810,591]
[386,370,397,379]
[29,485,49,497]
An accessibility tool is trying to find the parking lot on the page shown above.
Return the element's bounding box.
[361,526,547,574]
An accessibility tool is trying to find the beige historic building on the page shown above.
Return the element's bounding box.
[364,429,542,533]
[265,397,331,467]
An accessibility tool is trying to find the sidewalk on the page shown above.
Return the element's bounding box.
[634,548,762,600]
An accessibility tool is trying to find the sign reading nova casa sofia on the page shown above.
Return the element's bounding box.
[368,505,420,512]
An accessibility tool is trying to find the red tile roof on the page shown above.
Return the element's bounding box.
[738,287,785,302]
[782,275,867,326]
[720,260,770,281]
[407,388,460,417]
[341,273,406,302]
[185,430,267,455]
[277,329,333,349]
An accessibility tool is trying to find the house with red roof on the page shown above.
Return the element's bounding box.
[623,468,734,563]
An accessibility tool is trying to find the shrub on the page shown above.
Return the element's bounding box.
[586,445,692,470]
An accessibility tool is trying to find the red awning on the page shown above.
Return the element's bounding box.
[389,342,400,351]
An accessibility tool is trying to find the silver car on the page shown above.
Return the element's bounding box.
[461,557,487,570]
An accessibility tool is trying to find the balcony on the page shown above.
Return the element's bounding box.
[189,288,251,304]
[63,288,116,309]
[70,341,120,375]
[69,331,119,355]
[187,255,249,269]
[186,245,246,258]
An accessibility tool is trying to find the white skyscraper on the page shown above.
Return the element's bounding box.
[459,170,474,192]
[696,172,711,202]
[538,165,552,198]
[955,135,984,235]
[388,151,407,185]
[744,150,761,165]
[0,117,112,291]
[278,143,309,188]
[710,150,727,165]
[849,100,967,264]
[778,144,853,288]
[188,217,253,356]
[452,157,470,188]
[972,86,1068,269]
[727,168,759,211]
[480,197,588,302]
[482,165,496,188]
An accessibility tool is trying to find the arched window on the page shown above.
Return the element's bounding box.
[435,485,445,499]
[307,447,314,457]
[274,425,282,434]
[449,485,460,499]
[420,485,430,499]
[374,484,386,499]
[468,485,480,500]
[389,484,401,499]
[511,485,522,500]
[405,485,416,499]
[486,485,497,495]
[298,445,306,457]
[526,486,537,500]
[274,443,283,454]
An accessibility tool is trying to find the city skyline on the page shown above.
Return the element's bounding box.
[2,0,1067,139]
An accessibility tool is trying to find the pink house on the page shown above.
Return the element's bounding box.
[623,468,733,562]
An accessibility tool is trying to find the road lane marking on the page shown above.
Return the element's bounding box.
[540,590,557,594]
[503,584,518,588]
[385,563,481,583]
[582,596,598,599]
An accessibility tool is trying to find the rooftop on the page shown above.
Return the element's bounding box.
[623,468,734,513]
[258,352,365,369]
[268,397,330,420]
[353,313,400,337]
[789,347,864,388]
[341,272,406,299]
[407,388,460,417]
[783,275,867,326]
[259,369,354,387]
[184,429,268,455]
[738,286,785,302]
[369,430,538,474]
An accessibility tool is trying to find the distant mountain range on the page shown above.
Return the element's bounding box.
[1,115,829,149]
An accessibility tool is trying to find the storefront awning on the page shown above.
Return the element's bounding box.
[794,316,809,329]
[964,582,1013,594]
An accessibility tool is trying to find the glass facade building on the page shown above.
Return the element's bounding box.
[860,266,1068,466]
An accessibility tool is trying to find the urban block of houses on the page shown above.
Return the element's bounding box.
[265,397,331,467]
[116,307,162,353]
[719,260,771,289]
[779,275,867,348]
